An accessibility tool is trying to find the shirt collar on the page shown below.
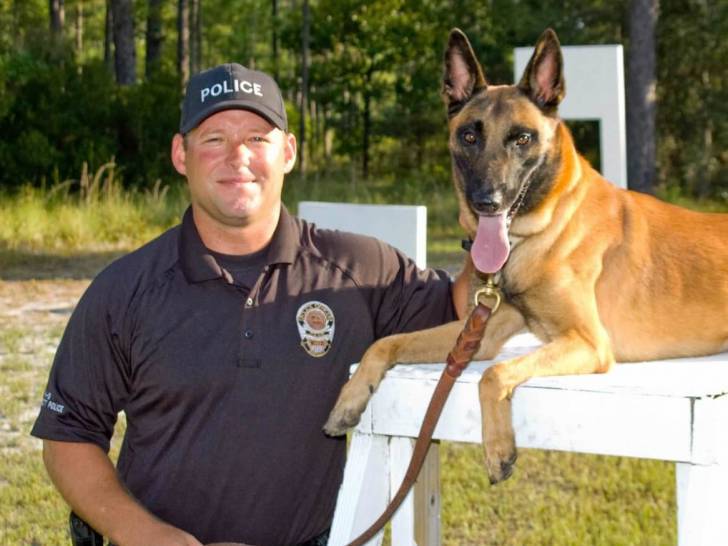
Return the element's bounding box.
[179,205,299,284]
[265,205,300,266]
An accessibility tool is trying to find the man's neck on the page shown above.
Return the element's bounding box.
[191,205,280,256]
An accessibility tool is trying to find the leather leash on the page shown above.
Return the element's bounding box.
[345,279,500,546]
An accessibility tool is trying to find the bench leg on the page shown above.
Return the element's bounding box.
[676,461,728,546]
[330,431,389,546]
[390,438,442,545]
[390,437,417,545]
[414,442,441,546]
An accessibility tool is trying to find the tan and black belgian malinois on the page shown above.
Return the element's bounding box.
[324,28,728,484]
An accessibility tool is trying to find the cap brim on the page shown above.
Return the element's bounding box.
[180,99,287,134]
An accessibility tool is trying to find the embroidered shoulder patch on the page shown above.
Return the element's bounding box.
[296,301,335,358]
[42,391,65,414]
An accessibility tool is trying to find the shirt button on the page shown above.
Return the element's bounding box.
[243,329,254,339]
[245,297,254,307]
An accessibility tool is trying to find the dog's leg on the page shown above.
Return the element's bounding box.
[323,303,525,436]
[323,320,465,436]
[479,329,614,483]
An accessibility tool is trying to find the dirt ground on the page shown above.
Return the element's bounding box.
[0,278,90,452]
[0,251,123,455]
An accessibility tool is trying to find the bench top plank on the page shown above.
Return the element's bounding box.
[378,334,728,399]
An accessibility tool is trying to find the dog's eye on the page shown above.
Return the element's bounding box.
[515,133,532,147]
[461,130,477,145]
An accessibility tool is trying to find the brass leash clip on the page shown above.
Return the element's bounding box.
[473,274,502,314]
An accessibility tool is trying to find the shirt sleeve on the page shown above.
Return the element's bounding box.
[342,235,457,339]
[30,271,132,453]
[371,244,458,339]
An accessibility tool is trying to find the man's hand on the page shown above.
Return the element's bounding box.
[117,521,203,546]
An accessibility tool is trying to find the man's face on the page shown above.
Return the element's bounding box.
[171,109,297,229]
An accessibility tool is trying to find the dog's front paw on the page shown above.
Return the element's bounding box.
[484,434,518,484]
[323,380,374,436]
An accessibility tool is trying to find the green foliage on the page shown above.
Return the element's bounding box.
[0,38,180,189]
[0,0,725,197]
[656,0,728,197]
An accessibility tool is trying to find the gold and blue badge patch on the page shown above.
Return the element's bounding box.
[296,301,335,357]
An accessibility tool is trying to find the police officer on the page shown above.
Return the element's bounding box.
[32,63,469,546]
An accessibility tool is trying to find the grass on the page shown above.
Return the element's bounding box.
[439,445,675,545]
[0,162,189,254]
[2,169,724,544]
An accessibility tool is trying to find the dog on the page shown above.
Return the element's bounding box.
[323,28,728,484]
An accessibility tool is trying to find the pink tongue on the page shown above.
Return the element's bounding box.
[471,213,510,273]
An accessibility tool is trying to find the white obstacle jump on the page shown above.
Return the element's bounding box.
[329,336,728,546]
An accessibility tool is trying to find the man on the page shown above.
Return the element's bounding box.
[32,63,469,546]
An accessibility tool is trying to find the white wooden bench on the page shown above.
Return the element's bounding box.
[329,334,728,546]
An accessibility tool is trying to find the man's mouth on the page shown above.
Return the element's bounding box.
[218,177,256,186]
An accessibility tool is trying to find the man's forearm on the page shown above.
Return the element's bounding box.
[42,440,201,546]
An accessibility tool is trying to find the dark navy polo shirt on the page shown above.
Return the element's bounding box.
[31,206,456,545]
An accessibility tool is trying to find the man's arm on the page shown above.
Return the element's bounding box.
[451,255,474,320]
[43,440,203,546]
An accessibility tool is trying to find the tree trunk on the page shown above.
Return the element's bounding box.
[695,69,715,198]
[49,0,64,38]
[75,0,83,64]
[362,75,371,180]
[299,0,310,175]
[111,0,136,85]
[189,0,202,74]
[104,0,114,74]
[272,0,279,81]
[146,0,163,79]
[626,0,658,194]
[178,0,190,88]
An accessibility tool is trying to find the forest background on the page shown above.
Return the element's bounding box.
[0,0,725,202]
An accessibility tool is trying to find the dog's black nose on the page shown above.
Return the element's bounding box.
[471,189,502,214]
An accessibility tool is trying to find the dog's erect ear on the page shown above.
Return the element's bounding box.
[517,29,565,112]
[442,29,487,114]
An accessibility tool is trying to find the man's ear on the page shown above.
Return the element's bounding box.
[442,28,487,114]
[282,132,297,174]
[517,28,565,113]
[171,133,188,176]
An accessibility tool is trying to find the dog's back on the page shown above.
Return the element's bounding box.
[572,158,728,361]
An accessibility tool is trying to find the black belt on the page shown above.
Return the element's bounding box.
[296,527,330,546]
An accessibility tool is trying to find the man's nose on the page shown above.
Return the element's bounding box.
[228,142,252,167]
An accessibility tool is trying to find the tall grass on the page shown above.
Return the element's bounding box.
[0,161,189,253]
[4,162,725,266]
[0,165,464,268]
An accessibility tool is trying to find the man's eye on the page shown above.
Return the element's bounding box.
[204,136,222,144]
[250,136,267,143]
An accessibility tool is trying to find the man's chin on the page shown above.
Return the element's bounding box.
[216,200,260,224]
